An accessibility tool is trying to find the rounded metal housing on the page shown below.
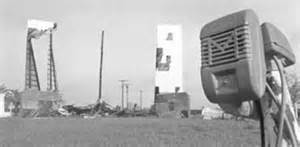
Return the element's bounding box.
[200,9,266,103]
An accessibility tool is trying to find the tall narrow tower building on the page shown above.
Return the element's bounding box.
[155,25,183,94]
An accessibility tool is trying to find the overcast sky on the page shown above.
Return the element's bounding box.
[0,0,299,108]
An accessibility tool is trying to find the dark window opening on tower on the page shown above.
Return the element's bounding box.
[166,32,173,41]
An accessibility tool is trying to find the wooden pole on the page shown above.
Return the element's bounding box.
[97,30,104,103]
[119,80,127,109]
[139,90,143,109]
[125,84,129,109]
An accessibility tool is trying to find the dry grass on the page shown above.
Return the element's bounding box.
[0,117,260,147]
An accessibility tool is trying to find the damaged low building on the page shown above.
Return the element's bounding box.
[18,20,63,117]
[0,90,21,117]
[154,92,190,117]
[0,84,21,117]
[19,89,62,117]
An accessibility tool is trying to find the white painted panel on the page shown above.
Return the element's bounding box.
[0,94,11,117]
[27,19,57,39]
[28,19,56,31]
[155,25,183,93]
[0,94,5,115]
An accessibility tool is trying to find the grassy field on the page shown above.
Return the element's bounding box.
[0,117,260,147]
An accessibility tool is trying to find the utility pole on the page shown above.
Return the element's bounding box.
[97,30,104,103]
[139,90,143,109]
[125,83,129,109]
[119,80,127,109]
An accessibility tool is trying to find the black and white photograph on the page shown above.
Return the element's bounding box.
[0,0,300,146]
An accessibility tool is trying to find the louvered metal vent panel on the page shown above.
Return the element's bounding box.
[201,24,251,67]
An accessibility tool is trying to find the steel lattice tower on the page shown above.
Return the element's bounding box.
[25,30,41,90]
[47,30,58,91]
[24,20,58,91]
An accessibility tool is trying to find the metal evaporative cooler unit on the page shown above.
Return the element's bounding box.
[200,9,266,103]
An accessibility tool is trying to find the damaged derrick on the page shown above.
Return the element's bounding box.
[20,20,62,117]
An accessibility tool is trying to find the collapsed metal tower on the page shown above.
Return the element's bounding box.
[25,20,58,91]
